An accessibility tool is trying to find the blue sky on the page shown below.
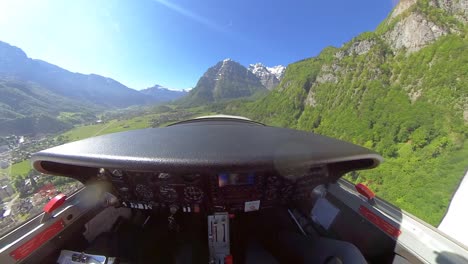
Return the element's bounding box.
[0,0,395,90]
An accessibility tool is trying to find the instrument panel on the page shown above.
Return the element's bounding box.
[104,166,329,214]
[108,170,206,212]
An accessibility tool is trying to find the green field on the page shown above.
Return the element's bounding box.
[62,115,156,141]
[1,108,214,178]
[0,160,32,178]
[0,113,157,178]
[62,107,215,141]
[1,116,152,178]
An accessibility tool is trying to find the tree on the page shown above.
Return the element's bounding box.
[11,175,25,194]
[411,127,430,149]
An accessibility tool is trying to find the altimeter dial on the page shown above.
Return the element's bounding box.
[184,186,204,202]
[136,184,154,201]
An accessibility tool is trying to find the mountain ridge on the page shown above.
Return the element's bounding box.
[0,40,181,136]
[0,41,150,109]
[140,84,188,102]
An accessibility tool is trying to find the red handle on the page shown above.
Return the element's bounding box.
[43,193,67,213]
[355,183,375,200]
[225,255,233,264]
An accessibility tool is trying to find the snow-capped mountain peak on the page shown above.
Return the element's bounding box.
[248,63,268,75]
[139,84,188,102]
[150,84,167,90]
[248,63,285,90]
[145,84,191,92]
[267,65,286,80]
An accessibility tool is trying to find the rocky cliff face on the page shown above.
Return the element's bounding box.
[429,0,468,23]
[384,0,467,52]
[391,0,467,22]
[308,0,467,106]
[391,0,418,18]
[384,12,448,51]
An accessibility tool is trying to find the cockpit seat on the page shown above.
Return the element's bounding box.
[268,231,366,264]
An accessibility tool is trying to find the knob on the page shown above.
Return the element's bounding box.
[169,205,179,214]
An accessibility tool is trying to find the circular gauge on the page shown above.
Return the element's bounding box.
[136,184,154,201]
[158,173,172,180]
[184,186,204,202]
[112,169,123,178]
[159,185,178,202]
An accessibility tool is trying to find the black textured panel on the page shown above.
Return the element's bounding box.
[31,119,382,182]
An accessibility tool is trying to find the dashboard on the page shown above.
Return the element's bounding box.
[32,118,382,212]
[104,166,329,214]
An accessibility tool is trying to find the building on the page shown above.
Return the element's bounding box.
[0,185,14,200]
[0,145,9,154]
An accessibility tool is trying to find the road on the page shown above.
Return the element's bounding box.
[2,193,19,217]
[6,194,19,208]
[93,122,113,137]
[438,170,468,247]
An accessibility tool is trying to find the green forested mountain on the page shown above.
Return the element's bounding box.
[0,78,99,118]
[0,41,151,109]
[0,79,93,136]
[0,41,162,136]
[180,59,267,106]
[0,41,143,136]
[223,0,468,225]
[0,115,73,137]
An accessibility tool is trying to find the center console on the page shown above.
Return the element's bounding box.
[209,172,264,212]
